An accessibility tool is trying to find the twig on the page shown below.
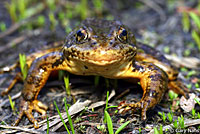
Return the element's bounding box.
[0,20,28,39]
[38,90,115,131]
[165,54,200,69]
[0,35,26,53]
[0,125,44,134]
[0,29,42,53]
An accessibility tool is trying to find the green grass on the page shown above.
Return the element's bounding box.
[192,108,196,118]
[178,115,185,129]
[64,98,75,134]
[54,98,75,134]
[182,12,190,32]
[64,74,71,96]
[153,127,159,134]
[167,112,173,123]
[48,12,57,31]
[198,112,200,119]
[104,91,130,134]
[0,22,6,32]
[104,111,114,134]
[173,119,178,128]
[78,0,88,20]
[92,0,104,14]
[168,90,178,101]
[36,15,45,27]
[158,112,166,123]
[46,116,49,134]
[5,0,29,22]
[191,30,200,51]
[19,53,28,80]
[189,12,200,30]
[8,95,16,115]
[194,98,200,105]
[54,101,71,133]
[181,5,200,51]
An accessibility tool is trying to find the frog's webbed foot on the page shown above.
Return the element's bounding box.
[13,99,48,128]
[118,100,149,121]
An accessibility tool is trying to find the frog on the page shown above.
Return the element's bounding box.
[0,18,188,128]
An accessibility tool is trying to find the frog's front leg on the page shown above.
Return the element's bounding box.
[14,52,69,128]
[118,61,168,121]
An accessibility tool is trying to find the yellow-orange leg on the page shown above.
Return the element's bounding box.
[168,80,189,98]
[118,62,168,120]
[14,52,70,127]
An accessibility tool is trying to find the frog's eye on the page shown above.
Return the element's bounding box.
[76,29,88,43]
[117,28,128,43]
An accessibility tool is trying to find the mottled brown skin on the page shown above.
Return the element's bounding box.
[0,18,187,128]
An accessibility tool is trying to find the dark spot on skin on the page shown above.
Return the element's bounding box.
[52,57,64,68]
[82,53,85,58]
[76,50,80,55]
[42,67,47,71]
[84,65,88,69]
[86,52,90,56]
[132,68,136,72]
[67,63,71,68]
[173,73,178,78]
[148,74,162,81]
[146,99,151,105]
[132,62,144,72]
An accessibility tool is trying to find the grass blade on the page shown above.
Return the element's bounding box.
[46,116,49,134]
[105,111,114,134]
[115,121,130,134]
[54,101,70,133]
[64,98,75,134]
[189,12,200,30]
[64,74,71,96]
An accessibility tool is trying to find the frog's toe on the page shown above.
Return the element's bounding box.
[118,101,142,114]
[118,100,149,121]
[14,99,48,128]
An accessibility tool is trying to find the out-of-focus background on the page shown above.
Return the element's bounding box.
[0,0,199,62]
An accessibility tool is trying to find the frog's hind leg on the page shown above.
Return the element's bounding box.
[168,80,189,98]
[1,72,22,96]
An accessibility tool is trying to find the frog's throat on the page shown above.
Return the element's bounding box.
[63,46,136,65]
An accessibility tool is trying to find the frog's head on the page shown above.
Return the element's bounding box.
[63,18,137,66]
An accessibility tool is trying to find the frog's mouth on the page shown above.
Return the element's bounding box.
[63,46,136,65]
